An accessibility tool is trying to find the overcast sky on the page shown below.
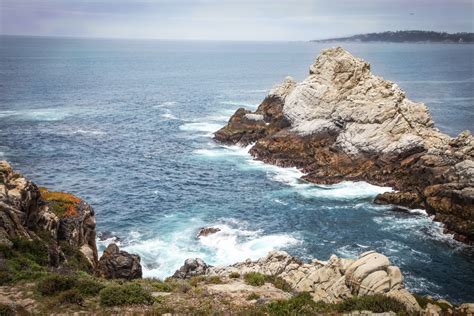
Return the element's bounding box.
[1,0,473,41]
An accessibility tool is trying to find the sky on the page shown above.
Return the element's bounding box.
[1,0,473,41]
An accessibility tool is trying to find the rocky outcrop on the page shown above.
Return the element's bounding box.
[214,47,474,243]
[0,161,99,268]
[172,258,211,279]
[196,227,221,238]
[96,243,142,280]
[174,250,421,312]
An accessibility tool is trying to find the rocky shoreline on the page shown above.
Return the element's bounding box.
[214,47,474,244]
[1,47,473,314]
[1,160,473,314]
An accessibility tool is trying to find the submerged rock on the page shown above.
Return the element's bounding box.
[96,243,142,279]
[214,47,474,244]
[196,227,221,238]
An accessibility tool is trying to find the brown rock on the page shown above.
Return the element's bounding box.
[96,243,142,280]
[196,227,221,238]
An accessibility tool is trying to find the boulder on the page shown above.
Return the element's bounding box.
[96,243,142,280]
[173,258,211,279]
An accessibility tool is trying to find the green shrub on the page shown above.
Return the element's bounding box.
[57,289,84,305]
[0,271,13,285]
[267,292,329,315]
[146,279,174,292]
[229,272,240,279]
[99,283,154,307]
[37,274,75,296]
[207,276,222,284]
[414,295,451,311]
[244,272,266,286]
[247,293,261,301]
[335,294,407,313]
[189,276,206,287]
[11,238,48,266]
[266,275,292,292]
[59,241,93,272]
[0,303,15,316]
[75,278,104,296]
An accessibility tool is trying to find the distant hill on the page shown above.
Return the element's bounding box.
[313,31,474,43]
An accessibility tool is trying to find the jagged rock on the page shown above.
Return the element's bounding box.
[196,227,221,238]
[96,243,142,280]
[374,191,424,209]
[173,258,211,279]
[214,47,474,244]
[0,160,99,269]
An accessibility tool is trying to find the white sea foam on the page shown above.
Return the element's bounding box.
[179,122,222,135]
[197,223,300,265]
[160,113,178,120]
[0,109,69,121]
[196,142,392,200]
[73,129,106,136]
[122,220,300,279]
[220,101,259,109]
[153,101,177,108]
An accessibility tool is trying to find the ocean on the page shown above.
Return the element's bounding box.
[0,36,473,302]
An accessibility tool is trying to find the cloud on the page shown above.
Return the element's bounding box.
[1,0,472,40]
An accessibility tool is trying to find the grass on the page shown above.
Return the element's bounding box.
[39,187,81,218]
[335,294,408,314]
[0,303,15,316]
[247,293,261,301]
[59,241,93,272]
[414,294,452,311]
[244,272,292,292]
[57,289,84,305]
[244,272,266,286]
[229,272,240,279]
[0,238,49,285]
[37,274,77,296]
[99,283,154,307]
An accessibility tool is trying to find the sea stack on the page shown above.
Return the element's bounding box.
[214,47,474,244]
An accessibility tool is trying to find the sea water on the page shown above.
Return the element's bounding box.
[0,36,473,302]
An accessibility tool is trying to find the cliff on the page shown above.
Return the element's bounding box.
[214,47,474,244]
[0,160,98,270]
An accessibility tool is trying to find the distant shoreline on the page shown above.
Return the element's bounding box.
[313,30,474,44]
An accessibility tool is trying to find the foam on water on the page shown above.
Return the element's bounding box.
[0,108,69,121]
[153,101,177,108]
[195,141,393,201]
[179,122,223,134]
[161,113,178,120]
[220,100,259,109]
[122,219,300,279]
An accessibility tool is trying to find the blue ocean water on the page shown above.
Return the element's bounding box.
[1,36,473,302]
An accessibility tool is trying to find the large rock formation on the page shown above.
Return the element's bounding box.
[96,243,142,279]
[214,47,474,243]
[174,250,421,312]
[0,160,98,268]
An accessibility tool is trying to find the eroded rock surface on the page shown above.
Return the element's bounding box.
[96,243,142,279]
[175,250,421,312]
[0,160,98,267]
[214,47,474,243]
